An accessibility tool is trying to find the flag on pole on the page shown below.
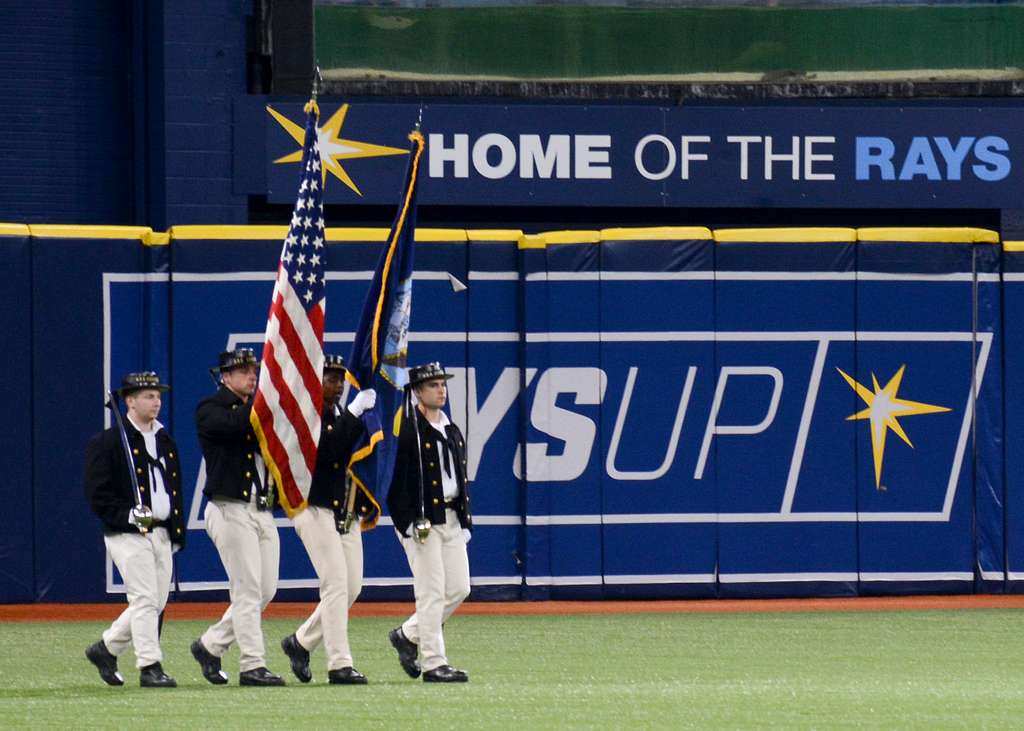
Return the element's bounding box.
[346,129,425,523]
[251,100,327,517]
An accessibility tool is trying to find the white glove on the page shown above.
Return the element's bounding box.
[462,528,472,544]
[347,388,377,417]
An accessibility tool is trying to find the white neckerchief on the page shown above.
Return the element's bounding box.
[425,409,459,501]
[127,415,171,521]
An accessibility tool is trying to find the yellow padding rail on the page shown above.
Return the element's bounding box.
[601,226,712,241]
[28,225,155,243]
[529,231,602,247]
[168,225,467,243]
[518,233,547,250]
[414,228,468,242]
[857,227,999,244]
[169,225,289,240]
[467,229,524,242]
[0,223,30,236]
[5,224,1007,247]
[714,228,856,243]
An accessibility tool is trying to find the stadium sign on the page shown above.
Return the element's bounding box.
[235,97,1024,209]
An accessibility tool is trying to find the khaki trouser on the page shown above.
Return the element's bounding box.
[201,500,279,672]
[103,528,173,668]
[293,505,363,670]
[399,508,471,672]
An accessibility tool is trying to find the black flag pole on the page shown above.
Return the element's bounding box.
[105,391,153,533]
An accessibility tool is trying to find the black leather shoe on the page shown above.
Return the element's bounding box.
[328,667,368,685]
[190,639,228,685]
[85,640,124,686]
[423,664,468,683]
[239,667,286,686]
[139,662,177,688]
[280,634,311,683]
[388,627,421,678]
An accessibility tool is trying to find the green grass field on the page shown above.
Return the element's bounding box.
[2,610,1023,729]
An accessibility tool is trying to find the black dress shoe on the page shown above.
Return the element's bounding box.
[423,664,468,683]
[239,667,286,686]
[280,634,311,683]
[85,639,124,686]
[139,662,177,688]
[388,627,421,679]
[328,666,368,685]
[190,639,228,685]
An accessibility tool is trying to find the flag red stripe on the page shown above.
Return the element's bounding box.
[272,293,323,410]
[261,337,319,475]
[252,395,304,509]
[308,301,324,341]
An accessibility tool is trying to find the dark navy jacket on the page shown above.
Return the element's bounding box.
[386,409,472,537]
[309,405,380,526]
[196,386,268,505]
[83,422,186,548]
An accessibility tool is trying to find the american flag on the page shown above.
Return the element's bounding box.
[250,102,326,516]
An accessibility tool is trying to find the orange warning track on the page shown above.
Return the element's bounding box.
[3,595,1024,622]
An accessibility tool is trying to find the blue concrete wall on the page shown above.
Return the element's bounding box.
[0,1,133,224]
[0,1,249,228]
[162,0,248,226]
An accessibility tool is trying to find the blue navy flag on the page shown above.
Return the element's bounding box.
[346,130,425,522]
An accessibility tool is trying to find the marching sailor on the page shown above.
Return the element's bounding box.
[280,354,378,685]
[84,371,184,688]
[387,362,473,683]
[189,348,285,686]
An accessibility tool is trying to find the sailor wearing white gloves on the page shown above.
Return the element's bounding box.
[280,354,379,685]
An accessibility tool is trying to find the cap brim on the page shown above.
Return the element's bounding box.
[118,384,170,396]
[410,373,455,386]
[210,362,257,374]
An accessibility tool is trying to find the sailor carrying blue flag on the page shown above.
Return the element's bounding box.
[345,129,424,521]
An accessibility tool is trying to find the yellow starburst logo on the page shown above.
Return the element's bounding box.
[837,365,952,490]
[266,104,408,196]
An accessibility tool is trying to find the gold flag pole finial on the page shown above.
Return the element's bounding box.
[305,65,323,117]
[408,105,425,144]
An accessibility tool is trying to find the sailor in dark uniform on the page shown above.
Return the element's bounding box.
[189,348,284,686]
[84,371,184,688]
[386,362,472,683]
[280,354,378,685]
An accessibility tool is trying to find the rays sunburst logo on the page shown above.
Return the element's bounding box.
[266,104,408,196]
[837,365,952,490]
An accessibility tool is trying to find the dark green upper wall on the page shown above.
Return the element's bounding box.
[315,4,1024,80]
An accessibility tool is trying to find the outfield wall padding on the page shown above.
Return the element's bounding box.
[0,226,34,602]
[27,226,168,601]
[1002,243,1024,590]
[4,223,1013,602]
[714,229,858,598]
